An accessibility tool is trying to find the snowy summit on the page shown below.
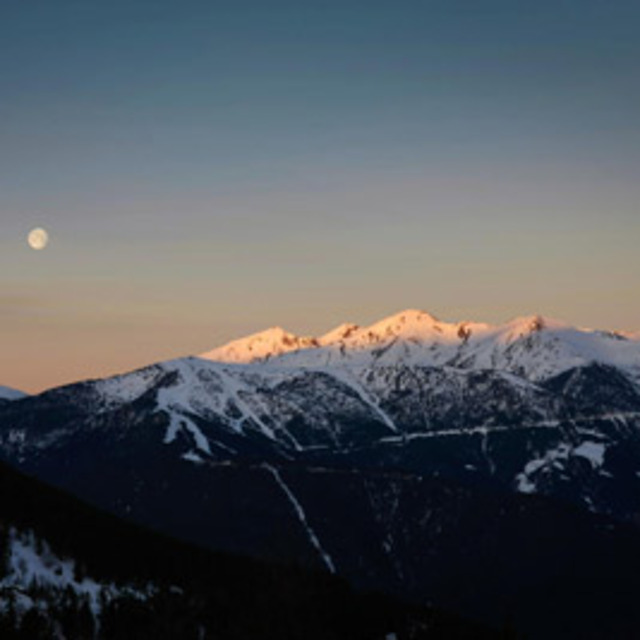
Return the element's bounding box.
[199,309,640,382]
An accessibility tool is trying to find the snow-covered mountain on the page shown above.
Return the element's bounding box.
[202,326,320,364]
[0,386,27,402]
[2,309,639,515]
[200,309,640,382]
[1,309,640,638]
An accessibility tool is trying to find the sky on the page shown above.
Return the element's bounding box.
[1,0,639,392]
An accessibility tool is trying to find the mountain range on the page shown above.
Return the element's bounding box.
[2,309,640,638]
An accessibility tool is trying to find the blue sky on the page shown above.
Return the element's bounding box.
[1,0,639,390]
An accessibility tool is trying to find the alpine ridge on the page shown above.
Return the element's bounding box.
[200,309,640,382]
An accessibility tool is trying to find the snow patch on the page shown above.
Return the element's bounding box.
[573,441,606,467]
[156,361,212,455]
[1,529,155,617]
[182,451,205,464]
[515,440,608,494]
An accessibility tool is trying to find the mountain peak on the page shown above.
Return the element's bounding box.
[200,326,318,364]
[381,308,440,325]
[0,386,28,401]
[502,315,569,339]
[365,309,442,337]
[319,323,360,345]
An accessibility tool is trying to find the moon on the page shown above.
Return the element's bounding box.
[28,227,49,251]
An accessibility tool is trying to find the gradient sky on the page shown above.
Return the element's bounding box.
[2,0,639,392]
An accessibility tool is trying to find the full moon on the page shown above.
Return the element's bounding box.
[28,227,49,251]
